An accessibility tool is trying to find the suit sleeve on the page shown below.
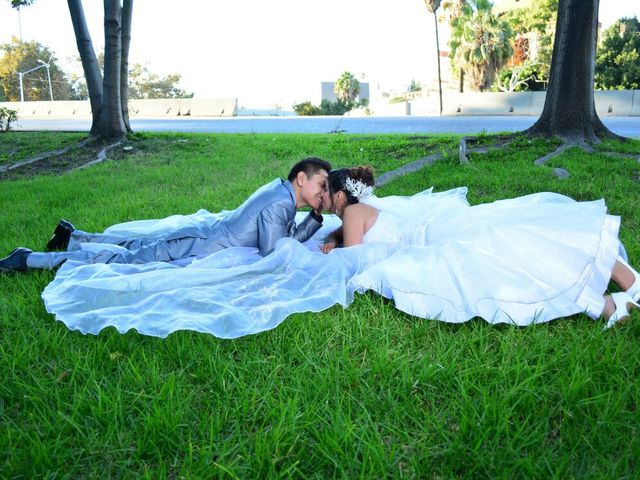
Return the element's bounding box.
[257,204,323,256]
[289,211,322,243]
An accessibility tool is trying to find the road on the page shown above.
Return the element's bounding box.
[13,115,640,137]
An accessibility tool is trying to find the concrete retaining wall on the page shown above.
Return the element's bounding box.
[0,98,238,118]
[405,90,640,116]
[2,92,638,118]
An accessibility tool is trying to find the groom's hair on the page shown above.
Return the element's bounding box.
[287,157,331,181]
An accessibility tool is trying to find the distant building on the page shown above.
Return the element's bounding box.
[321,81,370,103]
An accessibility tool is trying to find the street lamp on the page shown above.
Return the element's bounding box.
[39,57,54,102]
[17,55,53,102]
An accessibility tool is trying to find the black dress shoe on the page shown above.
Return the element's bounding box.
[45,219,75,251]
[0,248,33,273]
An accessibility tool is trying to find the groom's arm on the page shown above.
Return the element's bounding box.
[257,203,323,256]
[289,211,323,243]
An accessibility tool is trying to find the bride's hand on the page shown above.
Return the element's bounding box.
[321,241,337,254]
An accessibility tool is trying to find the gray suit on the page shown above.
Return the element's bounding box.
[27,179,322,269]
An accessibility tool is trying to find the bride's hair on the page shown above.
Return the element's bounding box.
[329,166,375,204]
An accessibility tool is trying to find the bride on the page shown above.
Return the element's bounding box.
[321,166,640,328]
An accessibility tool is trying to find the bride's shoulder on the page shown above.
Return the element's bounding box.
[343,203,378,224]
[345,202,377,215]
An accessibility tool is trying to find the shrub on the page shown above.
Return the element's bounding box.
[293,99,354,116]
[0,107,17,132]
[318,99,352,115]
[292,101,320,116]
[595,17,640,90]
[496,63,547,92]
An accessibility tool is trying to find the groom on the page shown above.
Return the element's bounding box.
[0,157,332,272]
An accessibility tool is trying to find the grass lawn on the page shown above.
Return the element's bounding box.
[1,131,639,478]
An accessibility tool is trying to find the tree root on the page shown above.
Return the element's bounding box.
[533,143,572,166]
[75,140,124,171]
[458,132,640,181]
[459,135,517,164]
[0,137,93,173]
[376,150,458,187]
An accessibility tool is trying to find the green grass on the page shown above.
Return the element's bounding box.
[0,131,86,166]
[1,131,640,478]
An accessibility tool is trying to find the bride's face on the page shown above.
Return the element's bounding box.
[331,190,349,217]
[320,188,333,212]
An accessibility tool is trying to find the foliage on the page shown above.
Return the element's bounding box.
[448,0,514,91]
[0,131,638,477]
[128,64,192,99]
[441,0,466,22]
[292,101,320,116]
[496,62,547,92]
[595,17,640,90]
[502,0,558,84]
[0,37,79,101]
[334,71,360,104]
[320,99,353,115]
[424,0,441,13]
[0,106,17,131]
[293,99,356,116]
[9,0,36,6]
[71,54,192,101]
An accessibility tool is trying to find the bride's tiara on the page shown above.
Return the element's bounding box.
[345,177,374,200]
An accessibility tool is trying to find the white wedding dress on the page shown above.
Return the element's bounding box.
[353,188,620,324]
[41,187,622,338]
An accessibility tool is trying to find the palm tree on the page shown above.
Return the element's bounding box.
[449,0,514,91]
[334,71,360,105]
[442,0,466,19]
[424,0,443,115]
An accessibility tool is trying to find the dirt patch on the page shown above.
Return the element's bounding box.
[0,138,133,181]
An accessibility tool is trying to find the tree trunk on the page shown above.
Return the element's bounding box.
[67,0,103,137]
[526,0,618,142]
[433,10,443,116]
[67,0,130,140]
[102,0,126,139]
[120,0,133,133]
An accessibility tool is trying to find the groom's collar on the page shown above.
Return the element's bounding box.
[282,179,296,204]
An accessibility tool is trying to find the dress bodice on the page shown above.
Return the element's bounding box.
[361,189,470,246]
[363,211,417,244]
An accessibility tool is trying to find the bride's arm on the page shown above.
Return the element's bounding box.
[321,226,343,254]
[321,205,367,253]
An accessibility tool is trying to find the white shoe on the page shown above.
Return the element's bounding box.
[617,256,640,303]
[605,292,639,329]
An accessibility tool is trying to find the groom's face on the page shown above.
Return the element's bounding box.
[299,169,328,210]
[320,187,333,212]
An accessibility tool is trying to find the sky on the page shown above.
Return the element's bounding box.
[1,0,639,108]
